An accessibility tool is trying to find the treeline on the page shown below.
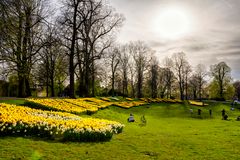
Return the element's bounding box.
[0,0,239,100]
[104,45,238,101]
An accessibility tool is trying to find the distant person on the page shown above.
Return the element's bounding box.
[236,116,240,121]
[189,108,193,117]
[221,109,228,120]
[198,109,202,116]
[223,114,228,120]
[221,109,226,117]
[128,113,135,122]
[209,109,212,117]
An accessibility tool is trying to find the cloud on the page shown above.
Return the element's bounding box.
[109,0,240,80]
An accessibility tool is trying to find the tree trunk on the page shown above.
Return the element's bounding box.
[50,74,55,97]
[26,78,31,97]
[193,88,197,100]
[131,80,135,98]
[18,73,31,98]
[199,79,202,100]
[137,71,143,98]
[220,83,223,99]
[46,76,49,98]
[185,75,188,100]
[112,75,115,97]
[78,69,84,97]
[69,4,78,98]
[46,57,49,97]
[17,5,31,98]
[180,81,184,100]
[69,54,75,98]
[91,59,95,97]
[50,58,55,97]
[123,70,128,97]
[111,61,116,97]
[18,75,24,98]
[85,63,90,97]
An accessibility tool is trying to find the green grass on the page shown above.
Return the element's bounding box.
[1,100,240,159]
[0,99,25,105]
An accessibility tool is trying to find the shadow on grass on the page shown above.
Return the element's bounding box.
[0,135,112,144]
[0,99,26,105]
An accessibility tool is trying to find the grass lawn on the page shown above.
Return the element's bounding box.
[1,100,240,160]
[0,98,25,105]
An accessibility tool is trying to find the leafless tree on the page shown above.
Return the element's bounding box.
[128,56,136,98]
[189,75,198,99]
[184,62,192,100]
[172,52,189,100]
[162,57,175,98]
[37,23,67,97]
[60,0,123,97]
[131,41,151,98]
[210,61,231,99]
[79,0,123,97]
[119,45,129,97]
[105,46,120,96]
[195,64,207,100]
[59,0,85,98]
[149,57,159,98]
[0,0,47,97]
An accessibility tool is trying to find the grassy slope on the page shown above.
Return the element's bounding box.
[0,99,25,105]
[1,101,240,160]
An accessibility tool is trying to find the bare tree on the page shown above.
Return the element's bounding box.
[61,0,124,97]
[105,46,120,96]
[149,57,159,98]
[162,57,175,98]
[195,64,207,100]
[210,61,231,99]
[189,75,198,99]
[119,45,129,97]
[59,0,85,98]
[172,52,189,100]
[78,0,123,97]
[128,56,136,98]
[0,0,47,97]
[184,62,192,100]
[158,67,175,98]
[37,23,67,97]
[131,41,151,98]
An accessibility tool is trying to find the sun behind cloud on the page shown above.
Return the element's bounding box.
[153,7,193,40]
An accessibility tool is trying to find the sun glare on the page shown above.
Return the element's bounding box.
[154,7,192,40]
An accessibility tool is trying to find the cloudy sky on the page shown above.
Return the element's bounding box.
[108,0,240,80]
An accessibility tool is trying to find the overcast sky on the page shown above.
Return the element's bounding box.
[108,0,240,80]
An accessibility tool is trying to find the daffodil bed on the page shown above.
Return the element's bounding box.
[25,98,101,115]
[25,98,184,115]
[188,100,208,106]
[0,103,124,142]
[140,98,183,103]
[25,98,149,113]
[78,98,147,109]
[125,98,134,101]
[112,101,147,109]
[79,98,113,109]
[100,97,112,102]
